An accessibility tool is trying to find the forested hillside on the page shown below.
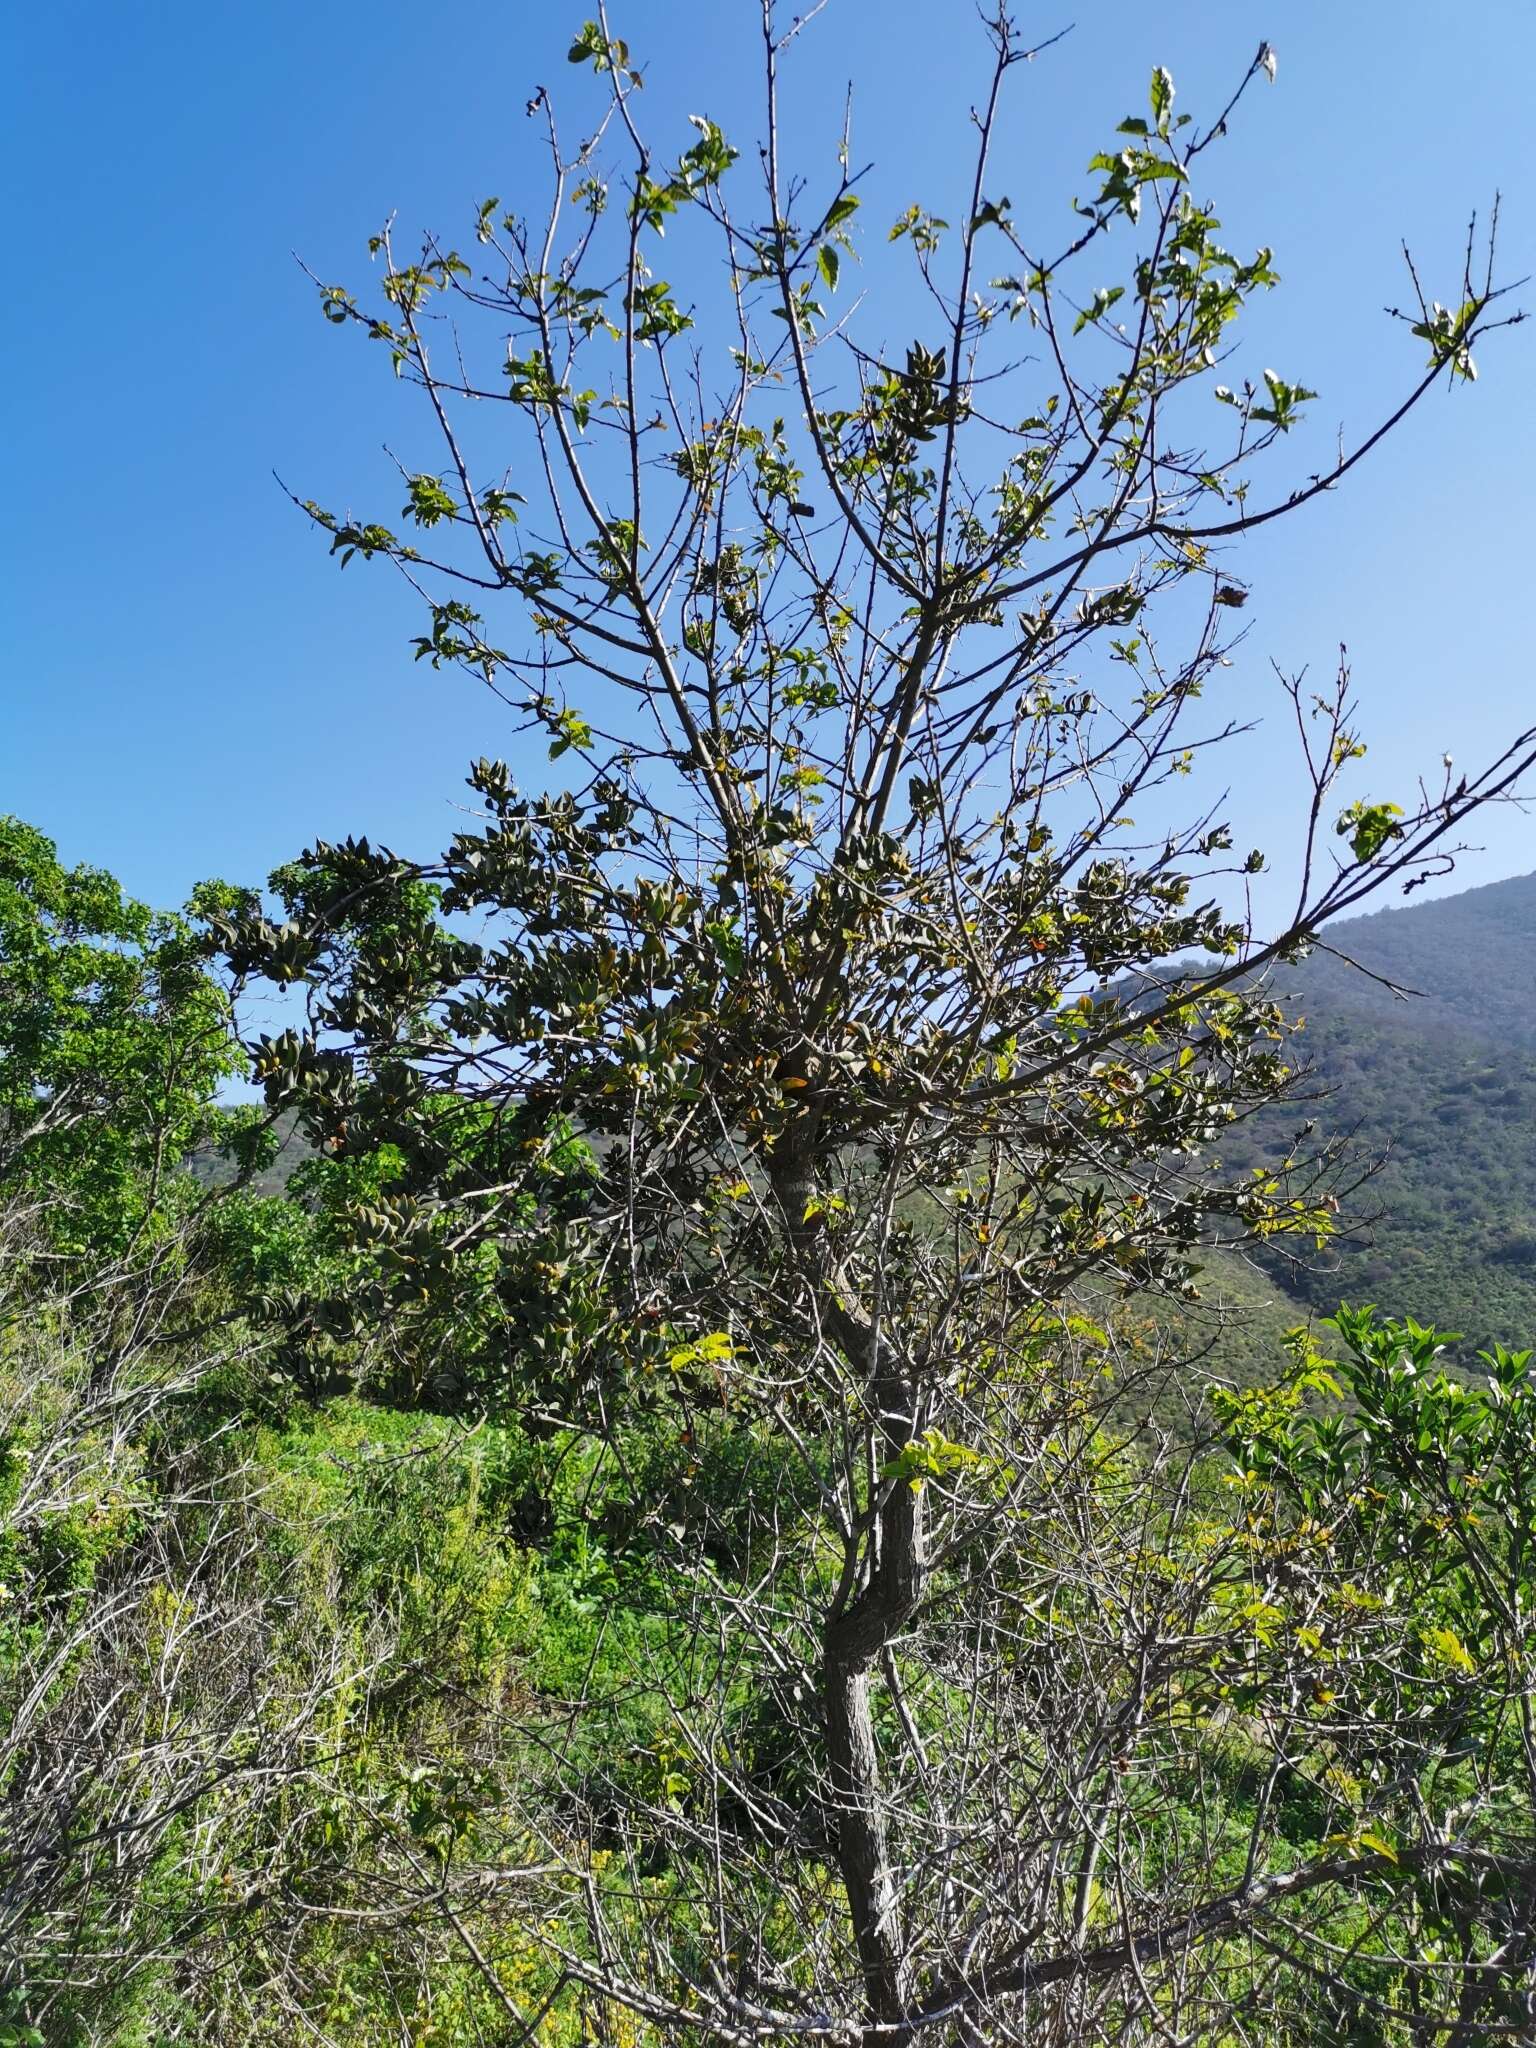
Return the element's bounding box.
[1283,868,1536,1048]
[1210,871,1536,1362]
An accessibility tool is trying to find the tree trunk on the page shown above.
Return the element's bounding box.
[825,1653,910,2040]
[771,1142,924,2040]
[824,1401,925,2042]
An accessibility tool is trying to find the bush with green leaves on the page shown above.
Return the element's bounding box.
[1209,1309,1536,2038]
[0,816,245,1260]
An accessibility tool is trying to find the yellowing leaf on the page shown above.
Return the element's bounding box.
[668,1330,736,1372]
[1421,1625,1476,1675]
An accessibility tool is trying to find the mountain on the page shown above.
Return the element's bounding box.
[1276,867,1536,1051]
[1205,867,1536,1368]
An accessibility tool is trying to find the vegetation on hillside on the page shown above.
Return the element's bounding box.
[5,8,1536,2044]
[1212,887,1536,1362]
[8,860,1536,2042]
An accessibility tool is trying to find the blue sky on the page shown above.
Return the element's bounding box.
[7,0,1534,923]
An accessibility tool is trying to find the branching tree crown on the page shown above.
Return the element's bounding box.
[214,10,1536,2040]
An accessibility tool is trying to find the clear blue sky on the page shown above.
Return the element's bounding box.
[6,1,1534,921]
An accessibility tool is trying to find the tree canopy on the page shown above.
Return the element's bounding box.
[0,815,241,1259]
[5,7,1536,2044]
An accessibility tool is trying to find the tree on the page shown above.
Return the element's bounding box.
[0,816,243,1266]
[218,10,1536,2040]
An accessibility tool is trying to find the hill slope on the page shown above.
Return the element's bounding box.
[1212,868,1536,1363]
[1278,868,1536,1051]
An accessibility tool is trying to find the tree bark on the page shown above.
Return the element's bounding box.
[825,1653,909,2039]
[772,1141,925,2040]
[824,1374,926,2042]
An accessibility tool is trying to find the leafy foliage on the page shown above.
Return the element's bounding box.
[0,817,243,1256]
[195,8,1536,2040]
[5,3,1536,2041]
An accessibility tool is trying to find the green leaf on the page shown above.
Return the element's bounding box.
[1073,284,1125,335]
[668,1330,735,1372]
[889,205,948,252]
[1336,800,1405,863]
[818,243,840,292]
[549,708,594,759]
[1150,67,1175,135]
[881,1429,985,1492]
[704,920,745,979]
